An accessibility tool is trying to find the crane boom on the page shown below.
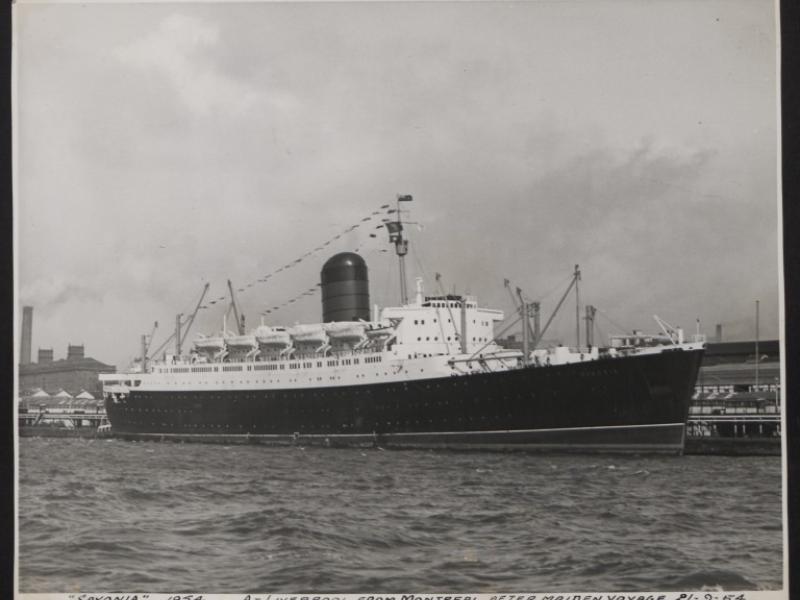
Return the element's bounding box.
[503,278,518,311]
[182,283,210,343]
[144,321,158,357]
[227,280,245,335]
[149,284,210,359]
[532,268,579,349]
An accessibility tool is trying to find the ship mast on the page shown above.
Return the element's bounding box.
[755,299,760,390]
[505,279,537,356]
[574,264,581,348]
[516,287,536,344]
[387,194,413,305]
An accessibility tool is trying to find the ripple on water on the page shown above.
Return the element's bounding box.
[16,440,784,592]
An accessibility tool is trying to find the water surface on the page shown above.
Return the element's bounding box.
[18,438,784,592]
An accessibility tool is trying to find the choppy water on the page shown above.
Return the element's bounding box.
[18,438,783,593]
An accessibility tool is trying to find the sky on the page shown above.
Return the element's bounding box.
[14,0,779,369]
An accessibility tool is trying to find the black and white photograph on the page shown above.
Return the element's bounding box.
[13,0,785,595]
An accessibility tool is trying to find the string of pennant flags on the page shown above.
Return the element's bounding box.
[261,282,322,316]
[197,201,410,318]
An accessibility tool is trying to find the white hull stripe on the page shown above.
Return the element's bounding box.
[115,422,684,440]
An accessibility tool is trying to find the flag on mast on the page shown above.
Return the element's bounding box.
[385,221,403,242]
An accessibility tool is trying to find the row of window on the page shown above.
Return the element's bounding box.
[147,371,404,386]
[253,364,278,371]
[160,355,386,374]
[413,317,491,326]
[415,336,489,343]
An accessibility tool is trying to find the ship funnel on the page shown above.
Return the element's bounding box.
[321,252,370,322]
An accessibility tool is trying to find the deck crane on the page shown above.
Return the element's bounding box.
[143,320,158,359]
[138,321,158,371]
[227,279,246,335]
[516,287,539,345]
[145,321,158,356]
[181,283,210,343]
[149,283,211,359]
[504,279,538,347]
[532,266,581,350]
[653,315,684,345]
[503,278,518,312]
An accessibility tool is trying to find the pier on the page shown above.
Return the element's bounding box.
[18,402,111,438]
[18,408,108,429]
[684,340,781,455]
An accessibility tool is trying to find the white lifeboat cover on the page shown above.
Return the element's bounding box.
[193,334,226,351]
[288,324,328,343]
[225,334,257,349]
[255,325,292,347]
[324,321,366,340]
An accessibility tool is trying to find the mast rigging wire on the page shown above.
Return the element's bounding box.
[594,307,631,335]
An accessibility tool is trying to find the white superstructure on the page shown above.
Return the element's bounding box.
[100,283,704,398]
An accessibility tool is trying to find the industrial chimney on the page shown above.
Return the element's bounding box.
[38,348,53,363]
[20,306,33,365]
[715,324,723,343]
[67,344,85,361]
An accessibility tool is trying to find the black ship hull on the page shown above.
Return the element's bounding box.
[106,347,703,453]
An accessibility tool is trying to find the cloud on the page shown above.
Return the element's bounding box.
[416,136,777,343]
[19,278,103,313]
[15,2,779,367]
[114,14,263,117]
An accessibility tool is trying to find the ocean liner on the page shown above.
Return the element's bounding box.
[101,199,705,453]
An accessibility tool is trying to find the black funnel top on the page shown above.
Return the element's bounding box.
[321,252,368,283]
[320,253,370,322]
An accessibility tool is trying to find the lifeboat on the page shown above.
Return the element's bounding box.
[225,334,257,351]
[193,335,226,353]
[324,321,367,345]
[225,334,259,360]
[193,334,228,361]
[288,324,329,345]
[255,325,292,349]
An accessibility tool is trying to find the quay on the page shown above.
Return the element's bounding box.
[18,407,111,438]
[683,340,781,455]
